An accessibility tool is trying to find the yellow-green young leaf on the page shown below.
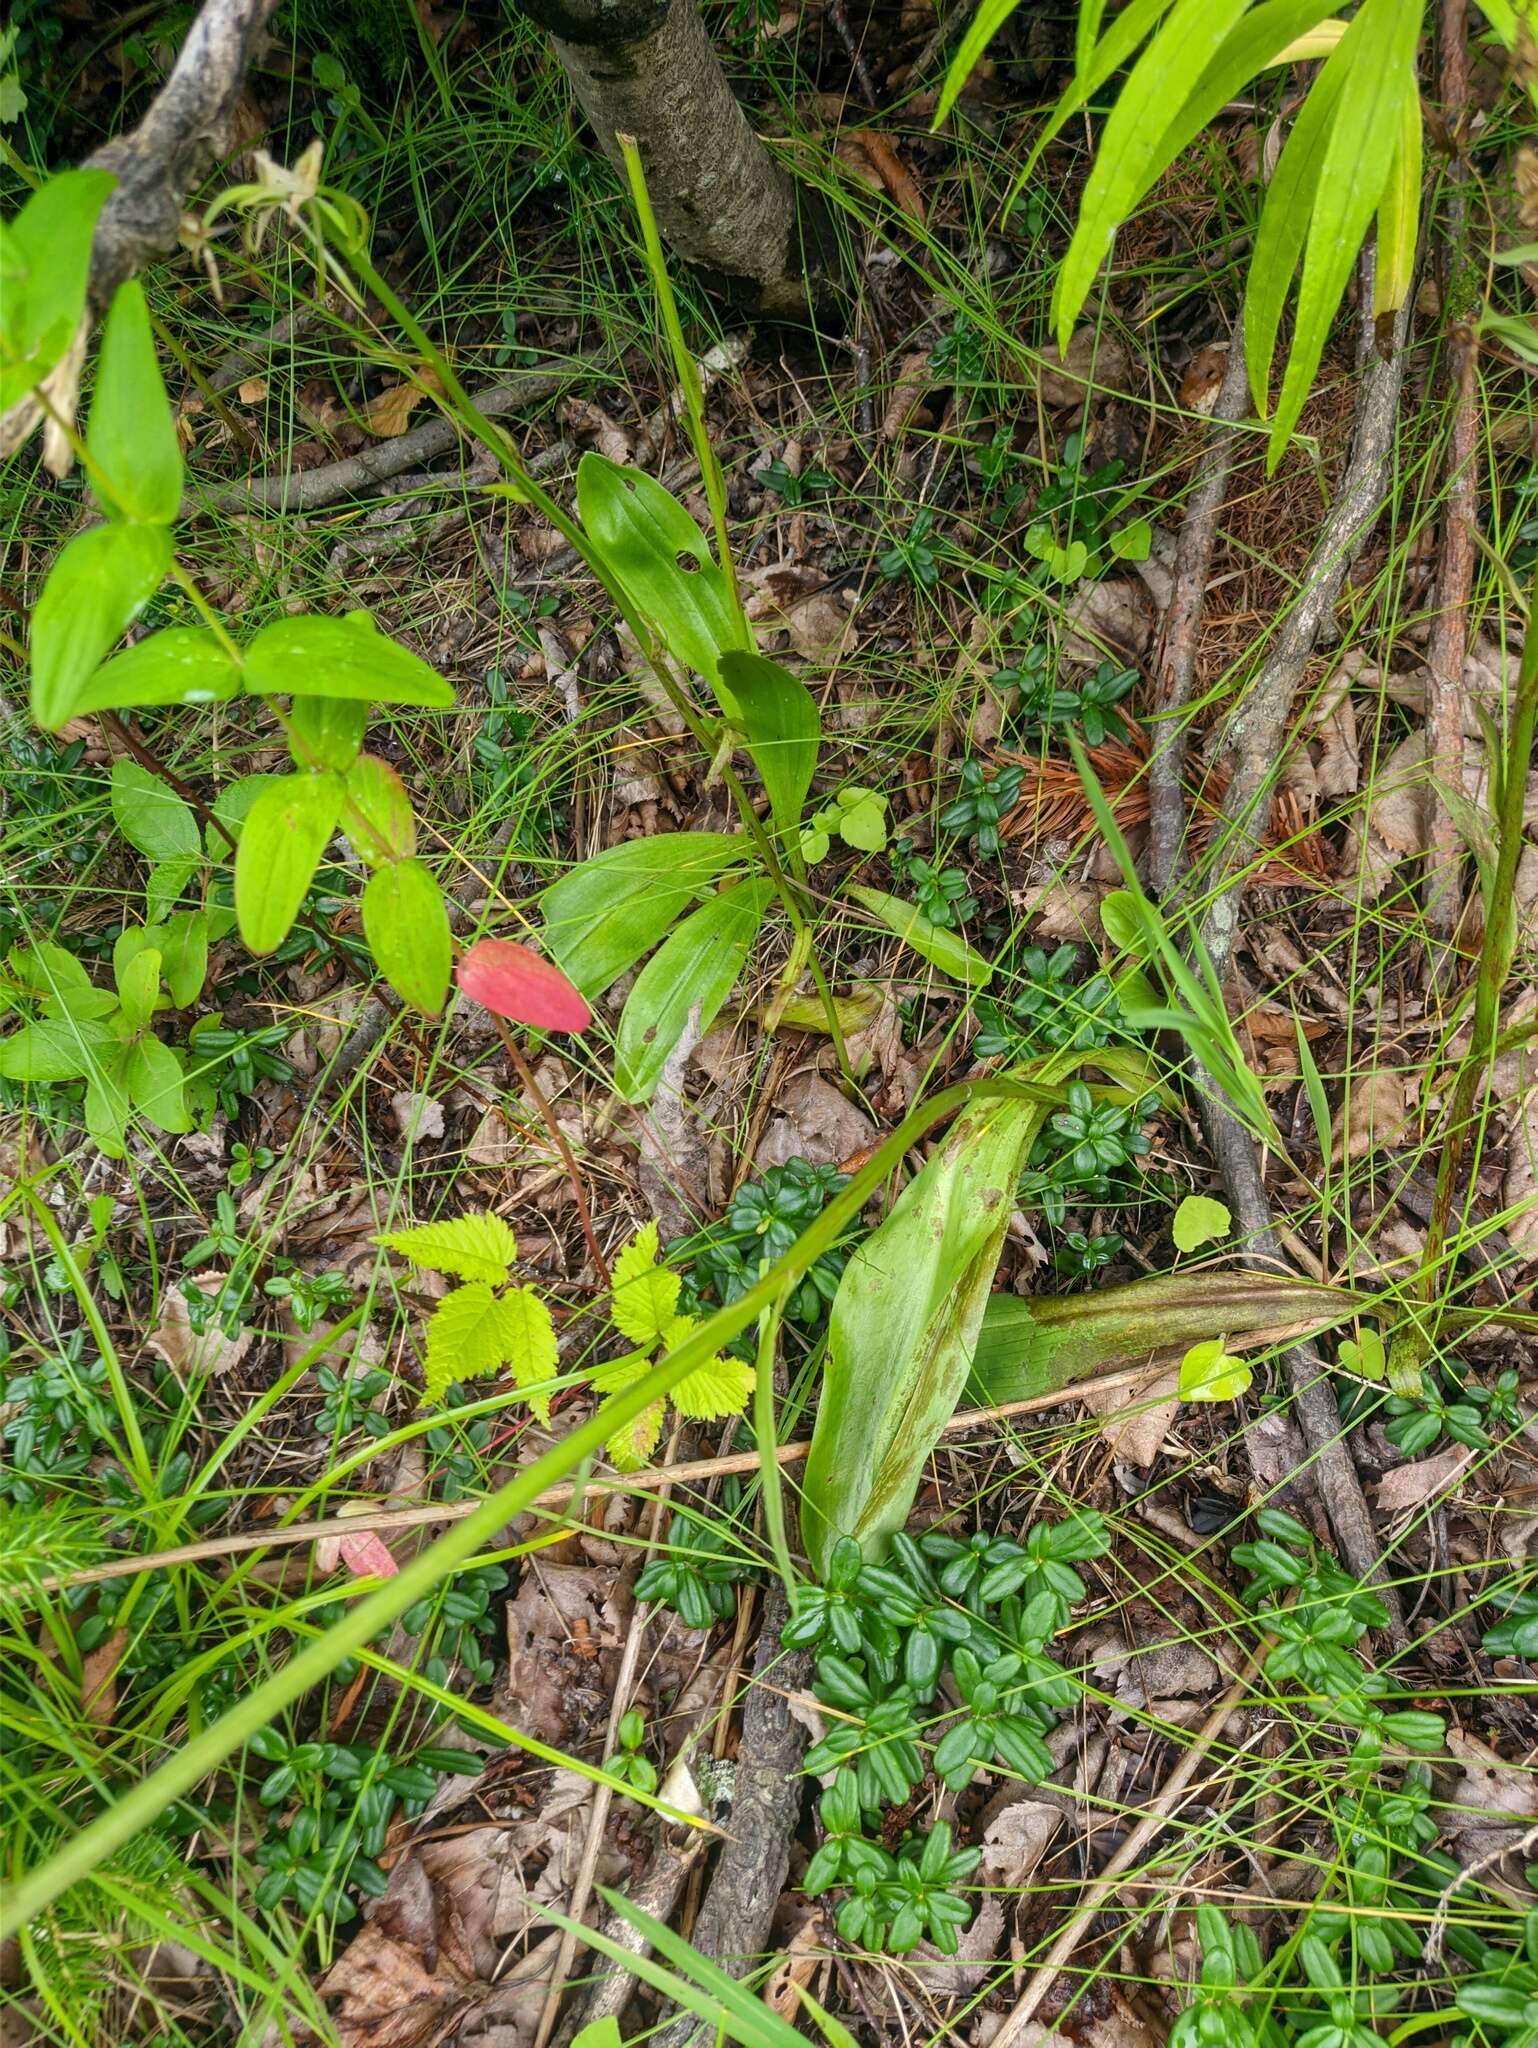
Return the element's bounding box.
[590,1349,653,1394]
[421,1282,513,1406]
[1245,36,1354,417]
[575,453,744,696]
[1265,0,1421,461]
[541,833,744,999]
[717,650,819,847]
[671,1348,756,1422]
[1337,1327,1386,1380]
[86,279,182,524]
[601,1393,666,1471]
[1373,73,1422,320]
[124,1035,190,1133]
[242,612,456,708]
[288,695,368,772]
[72,627,241,719]
[1172,1194,1232,1254]
[613,881,773,1105]
[234,773,343,954]
[1129,0,1347,217]
[1178,1339,1253,1403]
[848,884,993,987]
[609,1223,681,1347]
[343,754,416,866]
[1052,0,1254,349]
[499,1285,558,1424]
[0,169,116,412]
[375,1212,517,1285]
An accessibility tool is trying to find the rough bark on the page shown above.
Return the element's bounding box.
[85,0,282,304]
[516,0,815,316]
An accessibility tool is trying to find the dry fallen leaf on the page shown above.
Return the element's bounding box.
[879,348,935,441]
[1373,1445,1473,1514]
[391,1090,445,1147]
[149,1274,255,1379]
[846,128,925,221]
[980,1797,1063,1887]
[744,562,856,664]
[1036,327,1131,408]
[362,367,445,439]
[1084,1364,1180,1468]
[1061,576,1153,666]
[755,1073,877,1171]
[1329,1068,1414,1165]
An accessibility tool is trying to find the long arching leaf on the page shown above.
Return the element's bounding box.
[1268,0,1421,458]
[1373,69,1424,320]
[1051,0,1257,349]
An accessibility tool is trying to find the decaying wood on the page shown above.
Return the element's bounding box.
[1150,319,1252,895]
[1422,0,1481,983]
[85,0,283,304]
[654,1583,812,2048]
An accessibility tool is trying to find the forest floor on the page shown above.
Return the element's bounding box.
[1,4,1536,2047]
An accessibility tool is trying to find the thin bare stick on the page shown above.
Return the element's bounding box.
[987,1634,1270,2048]
[1199,287,1411,982]
[492,1016,612,1286]
[1149,319,1252,895]
[191,364,588,517]
[1422,0,1481,984]
[530,1429,680,2048]
[47,1362,1176,1592]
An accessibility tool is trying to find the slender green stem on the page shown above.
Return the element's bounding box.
[337,235,855,1079]
[755,1294,798,1600]
[21,1189,155,1497]
[1422,572,1538,1315]
[618,135,751,649]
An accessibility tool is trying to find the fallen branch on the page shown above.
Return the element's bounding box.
[189,363,589,517]
[1149,319,1252,895]
[85,0,283,304]
[652,1583,812,2048]
[1199,286,1412,982]
[1422,0,1481,984]
[1153,277,1414,1634]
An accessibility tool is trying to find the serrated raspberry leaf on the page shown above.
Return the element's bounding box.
[374,1211,517,1285]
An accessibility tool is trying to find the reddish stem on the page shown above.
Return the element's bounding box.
[491,1016,611,1287]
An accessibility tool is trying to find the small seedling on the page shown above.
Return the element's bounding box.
[605,1708,658,1795]
[800,786,888,863]
[938,759,1022,854]
[1053,1229,1123,1277]
[972,944,1123,1059]
[893,841,976,929]
[753,457,835,507]
[878,507,942,589]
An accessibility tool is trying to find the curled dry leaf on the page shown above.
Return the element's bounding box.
[1373,1444,1473,1514]
[1329,1068,1414,1165]
[743,562,856,664]
[1083,1364,1180,1468]
[845,128,925,221]
[981,1798,1063,1887]
[149,1274,255,1379]
[1061,576,1153,666]
[1036,327,1131,409]
[754,1072,876,1171]
[391,1090,445,1147]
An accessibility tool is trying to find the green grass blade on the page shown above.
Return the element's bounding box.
[1052,0,1256,347]
[1244,30,1354,415]
[1268,0,1420,461]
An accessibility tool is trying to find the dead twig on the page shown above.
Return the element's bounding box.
[84,0,281,304]
[652,1583,812,2048]
[1149,320,1252,895]
[988,1633,1270,2048]
[1422,0,1481,985]
[191,364,591,517]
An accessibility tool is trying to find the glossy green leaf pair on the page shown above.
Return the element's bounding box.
[232,737,450,1016]
[34,599,455,735]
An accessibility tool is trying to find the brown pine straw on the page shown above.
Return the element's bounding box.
[1001,726,1330,887]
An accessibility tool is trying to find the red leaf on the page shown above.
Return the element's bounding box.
[456,937,591,1032]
